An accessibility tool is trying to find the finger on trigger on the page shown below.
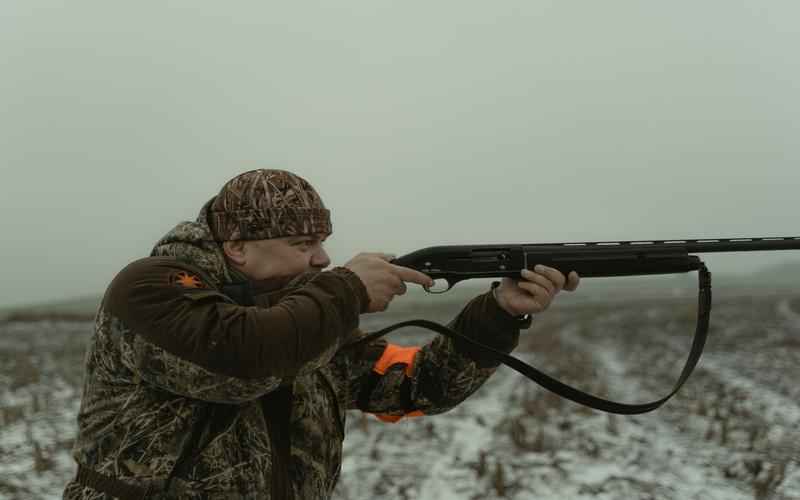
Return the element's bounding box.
[393,265,435,287]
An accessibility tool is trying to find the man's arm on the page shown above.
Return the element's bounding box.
[342,286,529,422]
[107,257,369,403]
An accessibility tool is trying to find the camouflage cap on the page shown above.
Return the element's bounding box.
[208,169,332,241]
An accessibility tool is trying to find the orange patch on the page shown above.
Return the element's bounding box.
[373,410,425,423]
[171,271,206,289]
[372,344,420,377]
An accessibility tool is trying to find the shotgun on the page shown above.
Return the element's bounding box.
[345,236,800,415]
[391,236,800,293]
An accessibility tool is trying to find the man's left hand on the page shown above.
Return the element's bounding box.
[495,265,580,317]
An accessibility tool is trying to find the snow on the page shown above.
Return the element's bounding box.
[2,295,799,499]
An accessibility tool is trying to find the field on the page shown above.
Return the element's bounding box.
[1,279,799,499]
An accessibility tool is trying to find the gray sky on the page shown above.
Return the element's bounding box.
[2,1,799,308]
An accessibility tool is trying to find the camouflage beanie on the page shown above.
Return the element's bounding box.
[208,169,332,241]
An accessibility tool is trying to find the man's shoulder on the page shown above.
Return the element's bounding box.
[111,256,215,292]
[105,257,221,319]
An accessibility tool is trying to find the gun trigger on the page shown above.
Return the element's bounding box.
[424,279,452,294]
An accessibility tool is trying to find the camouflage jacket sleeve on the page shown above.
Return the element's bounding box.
[341,286,528,422]
[107,256,369,403]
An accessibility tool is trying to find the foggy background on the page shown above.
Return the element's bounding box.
[1,0,798,310]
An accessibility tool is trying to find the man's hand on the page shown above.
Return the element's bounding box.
[344,252,435,313]
[494,265,580,317]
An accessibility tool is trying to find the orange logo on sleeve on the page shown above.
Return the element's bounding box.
[170,271,206,289]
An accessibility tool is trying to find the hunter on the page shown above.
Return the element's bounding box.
[63,168,579,499]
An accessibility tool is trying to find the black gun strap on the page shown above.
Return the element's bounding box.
[343,263,711,415]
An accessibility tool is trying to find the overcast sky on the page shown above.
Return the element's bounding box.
[1,1,798,308]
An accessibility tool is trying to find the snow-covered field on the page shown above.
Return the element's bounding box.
[1,290,799,499]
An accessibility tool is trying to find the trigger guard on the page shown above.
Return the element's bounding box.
[423,279,452,294]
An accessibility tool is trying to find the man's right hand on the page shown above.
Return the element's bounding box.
[343,253,435,313]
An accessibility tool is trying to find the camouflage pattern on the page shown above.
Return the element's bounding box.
[208,169,332,242]
[149,197,234,287]
[64,182,522,499]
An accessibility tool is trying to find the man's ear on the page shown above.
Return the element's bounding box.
[222,240,247,266]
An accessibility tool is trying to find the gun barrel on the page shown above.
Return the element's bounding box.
[523,236,800,254]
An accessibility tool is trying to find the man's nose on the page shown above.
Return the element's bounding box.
[311,247,331,268]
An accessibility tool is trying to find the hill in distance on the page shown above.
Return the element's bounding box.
[3,260,798,322]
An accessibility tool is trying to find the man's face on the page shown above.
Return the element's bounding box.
[236,233,331,282]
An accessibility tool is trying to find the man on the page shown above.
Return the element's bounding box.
[64,169,579,499]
